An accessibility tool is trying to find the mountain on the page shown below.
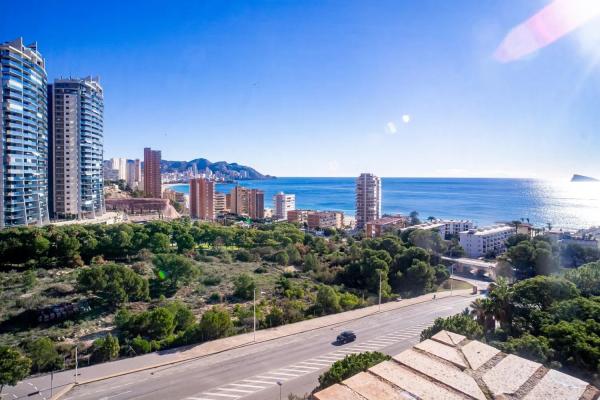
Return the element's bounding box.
[571,174,598,182]
[161,158,273,180]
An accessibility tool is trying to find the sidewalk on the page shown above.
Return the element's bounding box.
[4,288,474,400]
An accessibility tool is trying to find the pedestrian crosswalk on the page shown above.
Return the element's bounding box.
[183,321,431,400]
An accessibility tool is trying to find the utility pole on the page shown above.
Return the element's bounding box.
[253,288,256,342]
[50,370,54,398]
[277,381,283,400]
[450,264,454,296]
[378,270,382,312]
[75,345,78,384]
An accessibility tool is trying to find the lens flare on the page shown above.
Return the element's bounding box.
[494,0,600,62]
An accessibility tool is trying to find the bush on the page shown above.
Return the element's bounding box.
[131,336,152,355]
[208,292,223,303]
[197,307,233,341]
[78,263,149,306]
[315,285,341,314]
[235,249,253,262]
[92,333,119,362]
[25,337,63,373]
[254,266,267,274]
[497,333,553,364]
[0,346,31,389]
[318,352,390,389]
[203,275,222,286]
[22,269,37,289]
[233,274,256,300]
[339,292,361,310]
[420,312,483,341]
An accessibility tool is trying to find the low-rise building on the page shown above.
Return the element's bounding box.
[459,224,516,258]
[307,211,344,229]
[365,215,408,237]
[287,209,312,224]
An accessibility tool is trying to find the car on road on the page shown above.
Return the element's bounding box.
[336,330,356,344]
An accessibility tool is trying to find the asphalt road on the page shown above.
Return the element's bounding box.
[55,295,473,400]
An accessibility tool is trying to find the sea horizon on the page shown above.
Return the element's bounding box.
[166,177,600,230]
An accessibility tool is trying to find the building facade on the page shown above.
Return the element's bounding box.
[214,191,227,214]
[248,188,264,219]
[459,225,516,258]
[273,192,295,220]
[48,77,104,219]
[355,173,381,229]
[143,147,161,198]
[366,215,408,237]
[126,159,141,190]
[0,38,49,227]
[189,177,215,220]
[307,211,344,230]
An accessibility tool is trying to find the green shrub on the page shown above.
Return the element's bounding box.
[233,274,256,300]
[131,336,152,355]
[203,275,222,286]
[318,352,390,389]
[92,333,119,362]
[420,312,483,341]
[25,337,63,373]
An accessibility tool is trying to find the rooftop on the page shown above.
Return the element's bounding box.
[463,224,515,236]
[314,330,599,400]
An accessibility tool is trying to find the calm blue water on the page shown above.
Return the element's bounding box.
[168,178,600,229]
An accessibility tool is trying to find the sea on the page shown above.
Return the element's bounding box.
[168,178,600,230]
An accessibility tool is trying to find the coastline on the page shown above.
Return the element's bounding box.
[160,178,600,229]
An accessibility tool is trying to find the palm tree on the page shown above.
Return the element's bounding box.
[488,277,513,331]
[470,298,488,327]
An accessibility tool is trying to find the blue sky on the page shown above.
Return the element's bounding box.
[3,0,600,178]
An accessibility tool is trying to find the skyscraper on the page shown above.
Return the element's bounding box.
[189,177,215,220]
[273,192,295,220]
[355,173,381,229]
[126,159,141,190]
[48,77,104,219]
[0,38,49,227]
[143,147,161,198]
[248,189,265,220]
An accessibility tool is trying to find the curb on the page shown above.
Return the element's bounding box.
[40,289,478,399]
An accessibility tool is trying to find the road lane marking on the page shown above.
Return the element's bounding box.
[298,361,330,367]
[229,383,265,389]
[261,371,300,377]
[242,379,278,385]
[256,375,290,381]
[217,388,253,394]
[202,392,240,398]
[99,391,133,400]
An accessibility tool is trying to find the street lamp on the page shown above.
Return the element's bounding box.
[253,288,266,342]
[378,270,382,311]
[277,381,283,400]
[450,264,454,296]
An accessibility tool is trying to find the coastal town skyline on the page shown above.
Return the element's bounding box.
[2,0,600,179]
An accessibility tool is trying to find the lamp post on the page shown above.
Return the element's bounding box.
[277,381,283,400]
[378,270,382,312]
[253,288,266,342]
[450,264,454,296]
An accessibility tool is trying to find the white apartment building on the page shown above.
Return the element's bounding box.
[459,225,516,258]
[440,220,475,237]
[356,173,381,229]
[273,192,295,220]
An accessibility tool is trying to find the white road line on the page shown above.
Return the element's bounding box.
[347,346,381,351]
[229,383,266,389]
[217,388,254,394]
[263,371,301,377]
[202,393,240,398]
[367,339,397,345]
[278,367,312,373]
[298,361,330,367]
[187,397,217,400]
[290,365,319,370]
[313,356,342,361]
[256,375,290,381]
[242,379,279,385]
[99,391,133,400]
